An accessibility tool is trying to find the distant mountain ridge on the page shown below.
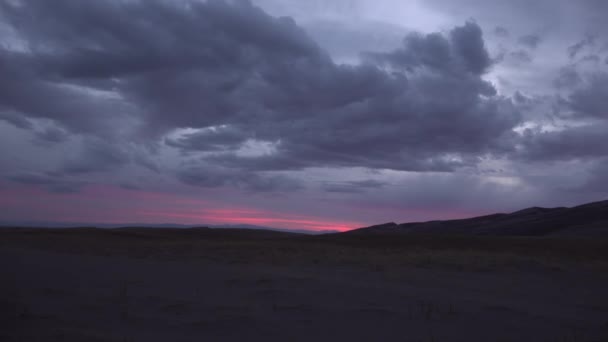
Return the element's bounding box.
[344,200,608,237]
[2,200,606,237]
[0,221,337,235]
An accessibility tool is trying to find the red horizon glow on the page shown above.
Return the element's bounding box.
[0,183,498,232]
[0,183,361,232]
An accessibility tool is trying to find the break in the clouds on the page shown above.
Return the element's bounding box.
[0,0,606,231]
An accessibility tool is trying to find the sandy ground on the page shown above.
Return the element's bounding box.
[1,229,608,342]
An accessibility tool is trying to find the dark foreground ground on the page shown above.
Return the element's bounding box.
[1,228,608,342]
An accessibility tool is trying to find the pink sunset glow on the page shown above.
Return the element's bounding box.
[0,183,360,232]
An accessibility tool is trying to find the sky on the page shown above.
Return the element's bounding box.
[0,0,607,231]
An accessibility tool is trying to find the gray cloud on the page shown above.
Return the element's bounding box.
[508,50,533,64]
[119,183,142,191]
[1,0,605,210]
[34,126,70,144]
[0,0,607,228]
[0,109,32,130]
[566,72,608,119]
[520,123,608,162]
[518,34,541,49]
[301,18,408,63]
[177,166,302,192]
[0,48,134,136]
[516,66,608,163]
[554,65,582,89]
[367,21,492,75]
[493,26,510,38]
[582,158,608,193]
[166,126,250,153]
[0,0,529,206]
[579,55,601,64]
[61,139,131,175]
[1,1,521,176]
[426,0,608,33]
[568,34,597,59]
[7,172,86,194]
[323,179,386,194]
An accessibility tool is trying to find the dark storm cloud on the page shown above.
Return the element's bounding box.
[0,0,522,182]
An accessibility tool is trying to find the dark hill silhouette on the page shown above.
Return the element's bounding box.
[343,200,608,237]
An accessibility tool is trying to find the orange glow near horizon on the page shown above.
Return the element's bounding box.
[137,210,358,232]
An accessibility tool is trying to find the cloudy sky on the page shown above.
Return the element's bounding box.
[1,0,607,231]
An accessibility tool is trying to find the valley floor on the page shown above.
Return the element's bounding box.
[1,228,608,342]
